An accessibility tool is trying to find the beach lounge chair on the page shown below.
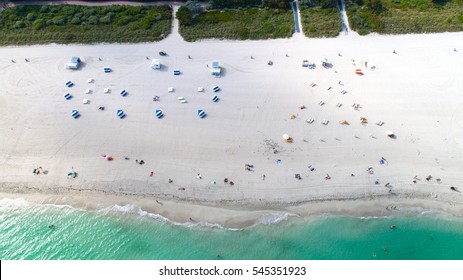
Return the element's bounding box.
[376,120,384,126]
[197,87,204,92]
[120,89,127,97]
[322,119,329,125]
[65,80,74,87]
[180,100,187,103]
[318,100,325,106]
[168,87,174,92]
[155,110,164,119]
[64,93,72,100]
[178,97,184,100]
[306,117,314,124]
[82,99,90,104]
[213,86,220,92]
[173,69,180,75]
[212,95,219,102]
[336,102,342,108]
[116,109,125,119]
[85,89,92,94]
[197,109,206,118]
[104,88,110,94]
[104,67,112,73]
[71,110,80,119]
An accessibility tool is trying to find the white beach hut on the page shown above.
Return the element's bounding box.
[151,59,161,69]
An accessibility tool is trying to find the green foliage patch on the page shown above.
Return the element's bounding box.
[179,8,294,41]
[0,5,172,45]
[346,0,463,35]
[300,5,343,37]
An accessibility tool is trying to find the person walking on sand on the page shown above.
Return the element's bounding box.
[261,174,266,180]
[150,171,154,177]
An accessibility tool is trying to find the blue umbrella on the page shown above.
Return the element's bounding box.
[155,110,164,119]
[117,109,126,119]
[197,110,206,118]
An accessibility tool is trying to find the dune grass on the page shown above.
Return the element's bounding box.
[346,0,463,35]
[179,8,294,41]
[300,5,343,38]
[0,5,172,45]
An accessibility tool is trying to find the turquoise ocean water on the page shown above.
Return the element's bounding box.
[1,199,463,260]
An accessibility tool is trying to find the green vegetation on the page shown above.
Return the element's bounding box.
[299,3,343,37]
[208,0,293,9]
[178,8,294,41]
[0,5,172,45]
[346,0,463,35]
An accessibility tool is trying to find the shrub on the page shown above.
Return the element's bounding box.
[26,12,37,22]
[33,19,45,30]
[52,16,67,25]
[88,15,98,25]
[176,6,193,26]
[14,20,25,29]
[71,17,81,25]
[39,6,49,13]
[100,15,112,24]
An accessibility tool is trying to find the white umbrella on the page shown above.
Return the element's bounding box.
[386,130,394,136]
[283,134,290,140]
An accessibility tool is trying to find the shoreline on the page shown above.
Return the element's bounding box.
[2,184,463,228]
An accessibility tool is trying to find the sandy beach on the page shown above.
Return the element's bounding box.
[1,9,463,227]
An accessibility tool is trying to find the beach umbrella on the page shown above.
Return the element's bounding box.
[155,110,164,119]
[197,110,206,118]
[117,110,126,119]
[283,134,290,140]
[71,110,80,119]
[386,130,394,137]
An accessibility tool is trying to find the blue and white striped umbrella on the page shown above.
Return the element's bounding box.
[64,93,73,100]
[117,109,126,119]
[212,86,220,92]
[71,110,80,119]
[212,95,219,102]
[155,110,164,119]
[120,89,127,97]
[197,109,206,118]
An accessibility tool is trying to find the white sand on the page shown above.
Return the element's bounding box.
[1,11,463,226]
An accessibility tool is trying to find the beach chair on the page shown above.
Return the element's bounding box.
[173,69,180,75]
[197,109,206,118]
[65,80,74,87]
[180,100,187,103]
[376,120,384,126]
[85,89,92,94]
[213,86,220,92]
[104,88,110,94]
[71,110,80,119]
[197,87,204,92]
[322,119,329,125]
[64,93,73,100]
[306,117,314,124]
[212,95,219,102]
[120,89,127,97]
[82,99,90,104]
[178,97,184,100]
[168,87,174,92]
[155,110,164,119]
[336,102,342,108]
[318,100,325,106]
[116,109,125,119]
[103,67,112,73]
